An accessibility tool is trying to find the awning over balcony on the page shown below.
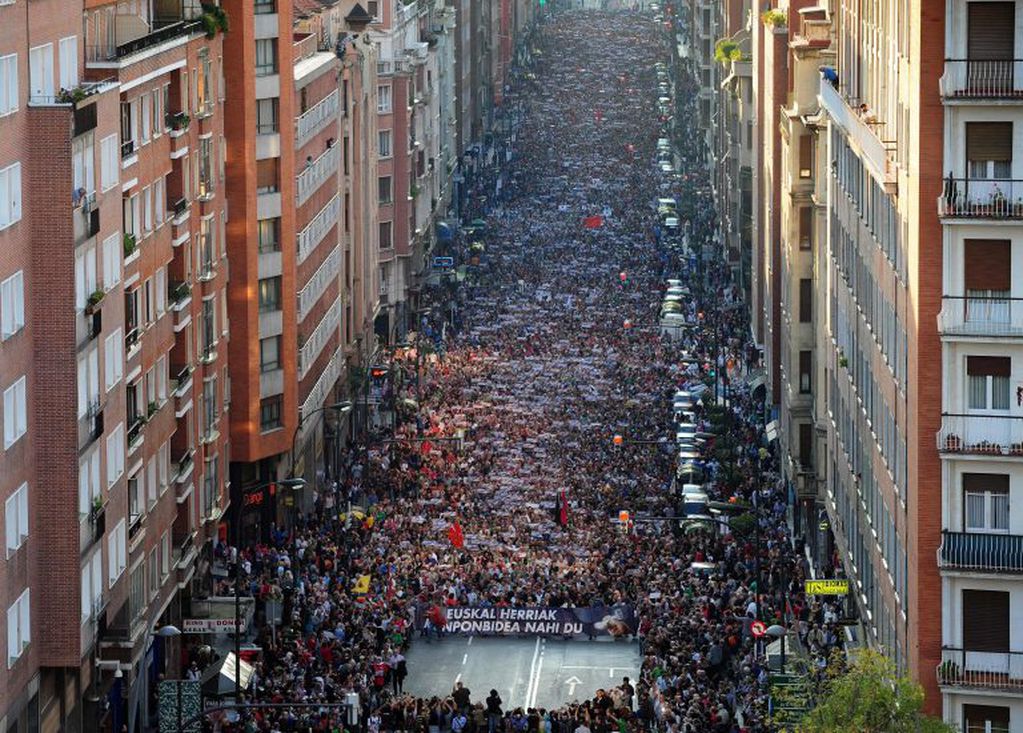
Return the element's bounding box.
[939,530,1023,573]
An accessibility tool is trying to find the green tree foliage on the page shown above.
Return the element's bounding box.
[796,649,954,733]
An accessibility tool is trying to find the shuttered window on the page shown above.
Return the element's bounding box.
[798,135,813,178]
[964,704,1010,733]
[966,122,1013,163]
[963,473,1010,532]
[968,3,1015,60]
[799,279,812,322]
[965,239,1012,292]
[799,207,813,249]
[962,589,1009,651]
[967,356,1011,377]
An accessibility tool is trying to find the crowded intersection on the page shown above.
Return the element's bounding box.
[197,7,847,733]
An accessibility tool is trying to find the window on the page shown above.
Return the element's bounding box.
[154,176,165,226]
[967,356,1010,410]
[258,276,281,312]
[129,563,145,619]
[148,548,159,598]
[155,267,166,316]
[78,448,101,516]
[0,53,17,116]
[256,157,279,194]
[962,589,1009,652]
[102,233,120,288]
[6,589,29,668]
[99,134,118,191]
[120,99,138,155]
[104,328,123,391]
[128,472,142,523]
[142,185,153,234]
[58,36,78,91]
[967,122,1012,179]
[799,279,812,323]
[379,220,393,250]
[75,245,97,312]
[378,175,392,204]
[964,705,1010,733]
[28,43,53,100]
[0,162,23,230]
[108,518,126,586]
[201,298,216,354]
[798,134,813,178]
[0,271,25,339]
[160,532,171,579]
[106,423,125,487]
[3,376,27,448]
[798,350,812,393]
[964,473,1010,533]
[260,336,281,372]
[254,0,276,12]
[798,207,813,250]
[260,396,282,431]
[255,39,278,76]
[379,129,392,158]
[146,457,157,509]
[77,349,99,419]
[367,0,379,17]
[202,377,217,436]
[377,85,392,113]
[256,98,278,134]
[81,552,103,623]
[257,218,280,253]
[5,483,28,556]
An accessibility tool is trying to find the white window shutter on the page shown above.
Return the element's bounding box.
[6,603,17,666]
[19,591,29,649]
[4,496,16,553]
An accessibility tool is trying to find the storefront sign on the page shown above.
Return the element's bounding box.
[182,618,244,634]
[804,579,849,595]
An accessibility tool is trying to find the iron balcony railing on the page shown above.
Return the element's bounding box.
[938,530,1023,573]
[938,296,1023,338]
[85,18,204,63]
[938,647,1023,691]
[941,59,1023,98]
[939,178,1023,218]
[936,413,1023,455]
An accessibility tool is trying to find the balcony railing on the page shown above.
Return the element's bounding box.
[295,89,340,149]
[937,413,1023,455]
[85,18,204,63]
[941,59,1023,99]
[939,178,1023,218]
[938,647,1023,691]
[296,145,340,207]
[938,296,1023,337]
[938,530,1023,573]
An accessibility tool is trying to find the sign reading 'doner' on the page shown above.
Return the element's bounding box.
[420,605,638,638]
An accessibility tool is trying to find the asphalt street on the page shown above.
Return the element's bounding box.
[403,637,641,711]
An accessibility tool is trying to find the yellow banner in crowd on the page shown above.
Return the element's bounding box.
[804,579,849,595]
[352,574,372,594]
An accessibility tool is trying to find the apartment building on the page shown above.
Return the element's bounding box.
[371,0,452,343]
[780,0,943,711]
[934,1,1023,730]
[0,1,229,730]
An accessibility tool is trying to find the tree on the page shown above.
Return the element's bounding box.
[796,649,954,733]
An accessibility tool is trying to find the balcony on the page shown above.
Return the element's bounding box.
[78,406,104,450]
[818,76,897,194]
[296,145,340,207]
[941,60,1023,100]
[939,178,1023,219]
[938,647,1023,691]
[939,530,1023,573]
[86,17,204,64]
[937,413,1023,456]
[127,417,145,453]
[938,296,1023,338]
[295,89,340,149]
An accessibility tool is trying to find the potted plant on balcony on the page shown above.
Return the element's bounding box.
[937,658,960,682]
[761,8,787,27]
[1011,442,1023,456]
[123,233,137,259]
[944,434,962,451]
[85,288,105,315]
[90,495,104,519]
[200,3,229,38]
[168,112,191,132]
[148,400,159,418]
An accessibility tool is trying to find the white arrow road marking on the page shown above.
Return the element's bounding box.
[564,676,583,697]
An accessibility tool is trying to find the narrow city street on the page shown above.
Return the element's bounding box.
[227,7,826,733]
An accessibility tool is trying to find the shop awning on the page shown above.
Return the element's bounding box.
[201,653,254,698]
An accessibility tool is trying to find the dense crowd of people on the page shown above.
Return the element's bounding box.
[187,7,847,732]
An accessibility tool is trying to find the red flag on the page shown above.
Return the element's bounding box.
[558,490,569,527]
[448,520,464,548]
[583,215,604,229]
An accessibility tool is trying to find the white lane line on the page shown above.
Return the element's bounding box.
[527,637,544,707]
[455,673,462,684]
[528,651,545,709]
[467,636,474,647]
[462,653,469,665]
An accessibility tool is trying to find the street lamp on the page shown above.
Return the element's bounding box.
[289,401,354,487]
[232,478,305,702]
